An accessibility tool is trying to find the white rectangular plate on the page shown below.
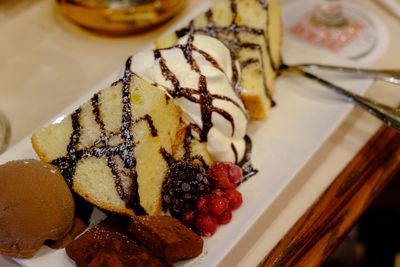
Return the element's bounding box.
[0,1,372,266]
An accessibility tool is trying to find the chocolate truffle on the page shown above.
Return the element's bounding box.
[66,218,171,267]
[128,216,203,260]
[0,159,74,258]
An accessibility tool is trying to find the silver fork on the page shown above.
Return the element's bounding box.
[281,62,400,85]
[279,64,400,133]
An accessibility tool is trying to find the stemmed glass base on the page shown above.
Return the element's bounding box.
[283,0,380,62]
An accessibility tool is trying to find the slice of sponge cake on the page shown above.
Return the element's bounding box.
[155,0,282,120]
[32,60,184,216]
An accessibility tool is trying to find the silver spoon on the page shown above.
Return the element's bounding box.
[280,62,400,85]
[279,65,400,133]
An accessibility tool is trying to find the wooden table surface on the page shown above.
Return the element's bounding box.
[1,0,400,266]
[261,123,400,266]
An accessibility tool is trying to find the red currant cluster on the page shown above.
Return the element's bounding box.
[181,162,243,237]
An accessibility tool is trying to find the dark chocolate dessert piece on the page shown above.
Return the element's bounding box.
[66,218,171,267]
[128,216,203,260]
[87,239,173,267]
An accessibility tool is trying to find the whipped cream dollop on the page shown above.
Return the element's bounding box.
[128,34,249,163]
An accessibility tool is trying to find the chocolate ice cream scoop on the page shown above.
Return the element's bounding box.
[0,159,74,258]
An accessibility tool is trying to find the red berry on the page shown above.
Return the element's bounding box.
[209,195,229,215]
[207,162,227,177]
[224,189,243,210]
[228,164,242,185]
[207,162,236,190]
[182,210,197,226]
[197,196,209,214]
[213,188,225,196]
[204,193,215,202]
[216,209,232,224]
[195,213,218,237]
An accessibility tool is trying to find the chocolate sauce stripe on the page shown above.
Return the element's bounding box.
[192,46,224,74]
[120,62,147,215]
[158,84,201,103]
[194,25,264,36]
[265,10,277,72]
[90,93,110,150]
[188,123,202,138]
[231,142,239,164]
[239,135,258,181]
[257,37,275,105]
[154,50,182,92]
[107,154,128,200]
[230,49,240,90]
[181,45,200,72]
[231,0,238,24]
[212,94,248,119]
[134,114,158,137]
[91,94,105,130]
[90,92,129,201]
[212,107,235,137]
[183,127,194,160]
[197,74,214,141]
[241,58,260,68]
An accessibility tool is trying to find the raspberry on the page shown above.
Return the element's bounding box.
[195,213,218,237]
[213,188,225,196]
[182,210,197,227]
[204,193,215,202]
[228,164,242,185]
[209,195,229,215]
[216,209,232,224]
[197,196,209,214]
[224,188,243,210]
[207,162,236,190]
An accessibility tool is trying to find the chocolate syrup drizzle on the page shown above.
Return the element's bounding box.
[152,34,248,161]
[176,0,276,106]
[238,135,258,182]
[153,35,258,178]
[51,58,161,215]
[52,1,268,206]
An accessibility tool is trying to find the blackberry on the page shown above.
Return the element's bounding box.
[162,161,210,218]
